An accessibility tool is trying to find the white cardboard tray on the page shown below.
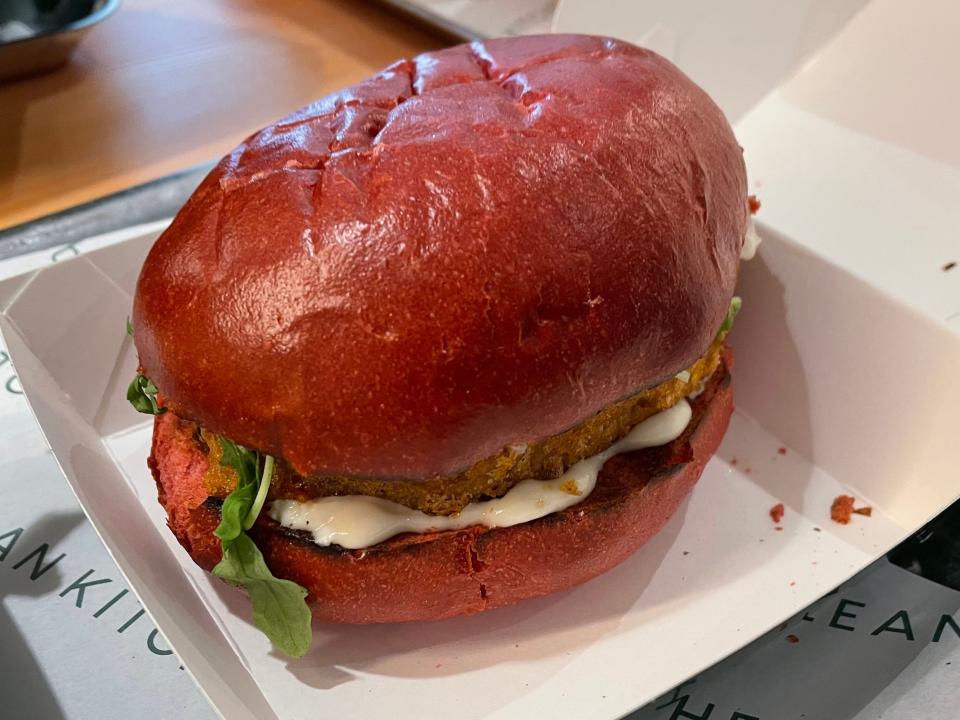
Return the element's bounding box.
[1,222,958,720]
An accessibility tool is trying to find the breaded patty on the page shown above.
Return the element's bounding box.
[201,339,725,515]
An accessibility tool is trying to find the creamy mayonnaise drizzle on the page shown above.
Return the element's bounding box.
[269,399,693,550]
[741,216,762,260]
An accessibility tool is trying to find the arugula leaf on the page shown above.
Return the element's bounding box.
[213,532,312,658]
[126,318,134,337]
[213,437,312,657]
[127,373,166,415]
[219,437,260,488]
[717,296,742,338]
[213,440,276,539]
[215,481,256,541]
[214,439,259,541]
[245,455,275,530]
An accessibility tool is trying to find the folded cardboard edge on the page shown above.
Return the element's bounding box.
[0,298,277,720]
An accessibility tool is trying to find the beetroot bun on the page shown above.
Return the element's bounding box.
[133,34,747,481]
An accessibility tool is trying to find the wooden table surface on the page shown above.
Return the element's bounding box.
[0,0,442,230]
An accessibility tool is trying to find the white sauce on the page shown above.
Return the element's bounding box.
[687,376,709,399]
[741,215,762,260]
[269,399,693,550]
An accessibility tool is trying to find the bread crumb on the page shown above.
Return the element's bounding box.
[831,495,855,524]
[777,447,787,455]
[831,495,872,524]
[770,502,785,523]
[786,634,799,644]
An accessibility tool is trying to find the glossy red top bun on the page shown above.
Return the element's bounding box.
[133,34,747,480]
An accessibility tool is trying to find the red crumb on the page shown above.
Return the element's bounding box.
[777,447,787,455]
[770,503,785,523]
[786,634,800,644]
[731,458,738,466]
[789,581,796,587]
[774,526,783,531]
[435,663,442,669]
[831,495,855,524]
[748,195,761,214]
[831,495,873,524]
[744,467,753,475]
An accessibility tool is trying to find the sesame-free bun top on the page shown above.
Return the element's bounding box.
[133,34,747,481]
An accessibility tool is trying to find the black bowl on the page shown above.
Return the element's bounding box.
[0,0,120,82]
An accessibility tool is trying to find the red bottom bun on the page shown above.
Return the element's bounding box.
[150,350,733,624]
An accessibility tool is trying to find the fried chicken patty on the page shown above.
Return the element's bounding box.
[200,339,725,515]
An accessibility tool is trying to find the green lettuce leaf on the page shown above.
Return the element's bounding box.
[126,374,165,415]
[213,437,312,657]
[717,296,742,338]
[214,480,256,542]
[213,532,312,658]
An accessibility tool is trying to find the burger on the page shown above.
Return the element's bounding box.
[128,34,757,658]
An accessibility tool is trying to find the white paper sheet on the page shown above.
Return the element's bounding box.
[629,559,960,720]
